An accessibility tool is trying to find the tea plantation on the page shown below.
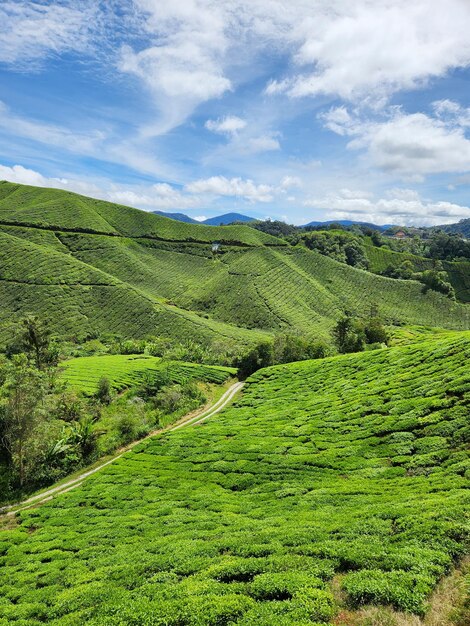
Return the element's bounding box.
[0,182,469,348]
[60,354,235,395]
[1,333,468,624]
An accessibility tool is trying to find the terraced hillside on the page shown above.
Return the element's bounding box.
[0,181,469,346]
[60,354,235,395]
[1,333,468,624]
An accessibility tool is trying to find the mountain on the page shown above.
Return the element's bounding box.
[3,331,469,621]
[304,219,395,231]
[151,211,256,226]
[152,210,198,223]
[0,181,468,347]
[203,212,255,225]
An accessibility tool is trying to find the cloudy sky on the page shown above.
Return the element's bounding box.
[1,0,470,225]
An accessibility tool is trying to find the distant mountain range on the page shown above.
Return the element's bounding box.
[152,211,199,224]
[153,211,255,226]
[153,212,396,230]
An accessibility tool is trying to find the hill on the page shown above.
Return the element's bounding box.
[152,211,198,223]
[0,181,469,347]
[203,212,256,225]
[2,332,469,623]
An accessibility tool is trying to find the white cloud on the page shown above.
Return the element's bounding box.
[304,188,470,226]
[0,1,97,69]
[205,116,247,135]
[194,215,207,222]
[321,105,470,179]
[270,0,470,103]
[114,1,469,132]
[107,183,202,210]
[245,135,281,153]
[186,176,274,202]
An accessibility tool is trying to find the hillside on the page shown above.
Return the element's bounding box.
[2,333,469,624]
[60,354,235,394]
[0,182,469,346]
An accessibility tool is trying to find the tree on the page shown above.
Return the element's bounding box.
[0,355,45,486]
[332,313,365,354]
[96,377,112,404]
[10,316,59,370]
[237,341,274,378]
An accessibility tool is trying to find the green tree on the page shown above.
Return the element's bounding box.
[332,313,365,354]
[0,355,45,486]
[96,377,112,404]
[10,316,59,370]
[237,341,274,378]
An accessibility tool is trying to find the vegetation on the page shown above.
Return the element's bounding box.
[0,182,468,350]
[0,333,468,623]
[0,319,236,503]
[60,354,235,395]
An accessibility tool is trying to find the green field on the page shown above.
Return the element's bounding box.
[1,333,468,624]
[0,182,469,348]
[60,354,236,395]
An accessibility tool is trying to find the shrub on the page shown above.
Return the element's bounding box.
[342,569,435,614]
[250,571,323,600]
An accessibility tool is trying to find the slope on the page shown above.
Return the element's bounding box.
[0,182,469,346]
[0,227,268,346]
[0,181,280,246]
[1,333,468,624]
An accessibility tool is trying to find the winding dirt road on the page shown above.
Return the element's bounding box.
[1,381,245,516]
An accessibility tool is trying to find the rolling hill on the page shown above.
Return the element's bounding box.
[0,181,469,347]
[2,332,469,623]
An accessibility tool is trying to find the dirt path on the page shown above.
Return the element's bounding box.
[1,381,244,516]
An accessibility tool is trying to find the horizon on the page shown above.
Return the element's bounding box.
[1,2,470,226]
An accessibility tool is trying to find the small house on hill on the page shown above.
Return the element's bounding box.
[393,230,407,239]
[212,242,221,253]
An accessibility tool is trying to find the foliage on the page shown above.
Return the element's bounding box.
[96,377,112,405]
[302,231,369,269]
[0,333,469,623]
[418,269,455,299]
[0,355,45,486]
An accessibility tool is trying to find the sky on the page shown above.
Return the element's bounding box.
[1,1,470,226]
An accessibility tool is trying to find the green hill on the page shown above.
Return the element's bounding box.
[1,333,468,624]
[60,354,235,395]
[0,181,469,347]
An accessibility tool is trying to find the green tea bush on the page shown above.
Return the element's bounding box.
[342,569,435,614]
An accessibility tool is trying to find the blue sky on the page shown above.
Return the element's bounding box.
[1,1,470,225]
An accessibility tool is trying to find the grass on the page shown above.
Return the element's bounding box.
[1,332,468,624]
[0,182,469,347]
[60,354,236,395]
